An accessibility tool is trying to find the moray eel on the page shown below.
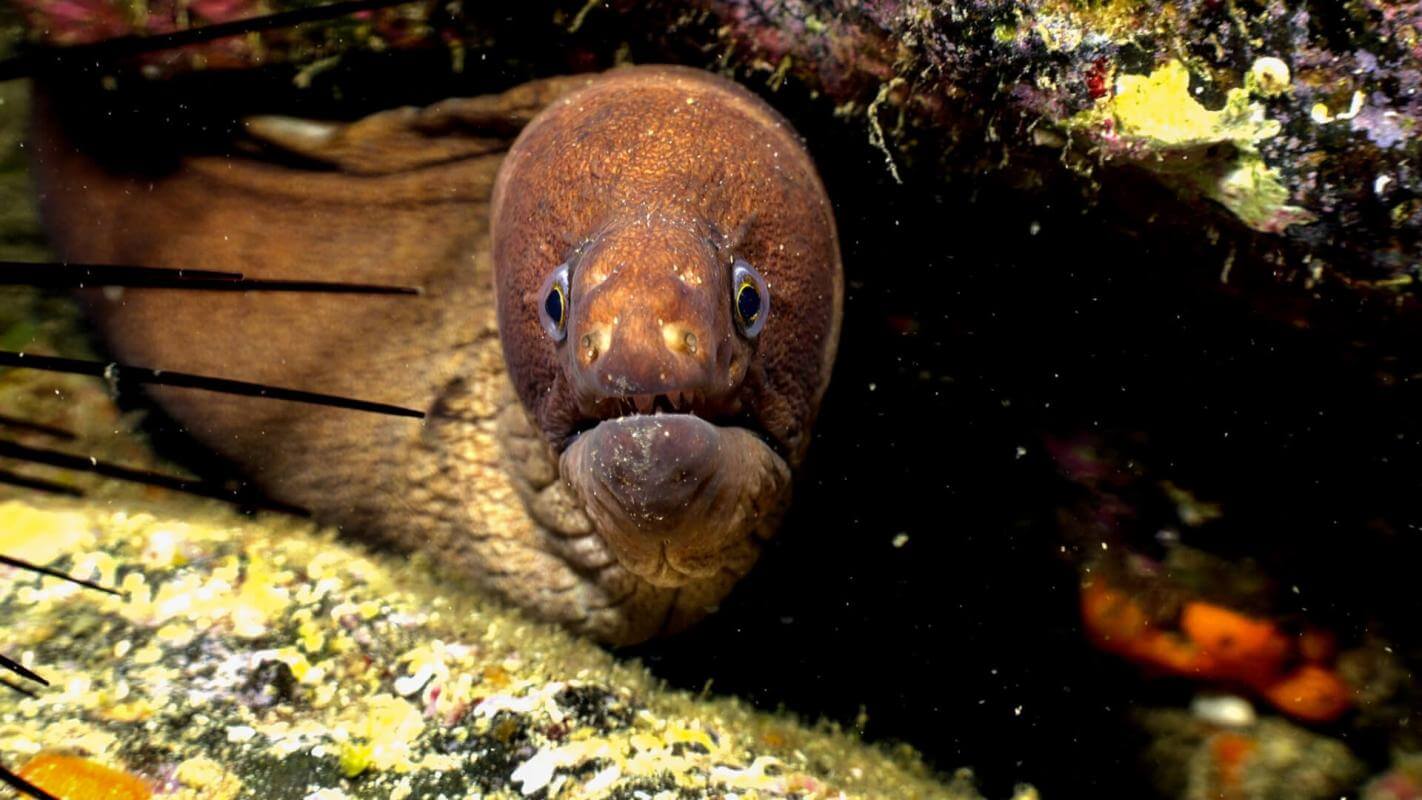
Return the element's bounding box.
[28,66,843,644]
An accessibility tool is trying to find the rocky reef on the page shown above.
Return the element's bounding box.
[7,0,1420,369]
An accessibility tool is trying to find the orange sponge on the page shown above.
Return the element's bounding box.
[1260,664,1354,723]
[1180,601,1290,685]
[17,753,151,800]
[1080,580,1354,723]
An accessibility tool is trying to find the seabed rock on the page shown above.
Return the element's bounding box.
[0,494,1014,800]
[1138,708,1366,800]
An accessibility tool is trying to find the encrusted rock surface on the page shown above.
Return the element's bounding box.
[9,1,1420,342]
[0,496,1008,799]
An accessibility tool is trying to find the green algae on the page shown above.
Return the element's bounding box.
[1067,59,1315,234]
[1110,61,1278,147]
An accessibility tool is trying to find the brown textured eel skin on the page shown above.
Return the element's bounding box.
[28,65,842,644]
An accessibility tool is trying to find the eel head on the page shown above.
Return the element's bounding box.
[539,218,794,588]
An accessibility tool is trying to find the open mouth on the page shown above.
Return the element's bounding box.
[566,389,718,442]
[596,389,710,417]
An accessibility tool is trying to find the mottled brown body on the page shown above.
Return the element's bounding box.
[28,66,841,644]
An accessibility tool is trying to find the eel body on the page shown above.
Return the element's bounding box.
[28,66,842,644]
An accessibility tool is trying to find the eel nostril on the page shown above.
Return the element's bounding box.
[662,323,700,356]
[579,328,611,364]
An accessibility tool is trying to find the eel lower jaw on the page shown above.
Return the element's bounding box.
[559,390,789,463]
[558,412,791,588]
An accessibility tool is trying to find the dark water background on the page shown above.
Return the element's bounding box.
[40,40,1422,798]
[629,81,1422,797]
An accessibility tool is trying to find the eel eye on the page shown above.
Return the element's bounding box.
[732,260,769,338]
[538,262,571,341]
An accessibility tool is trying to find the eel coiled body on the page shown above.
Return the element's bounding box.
[30,65,842,644]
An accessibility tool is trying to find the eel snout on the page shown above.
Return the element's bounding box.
[560,414,790,587]
[560,219,748,430]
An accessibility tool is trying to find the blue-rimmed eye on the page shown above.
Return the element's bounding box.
[538,262,570,341]
[732,260,769,338]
